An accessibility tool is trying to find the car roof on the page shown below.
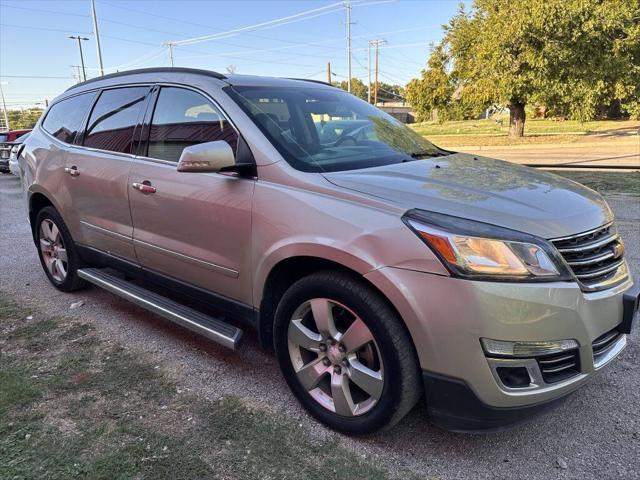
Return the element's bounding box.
[64,67,333,95]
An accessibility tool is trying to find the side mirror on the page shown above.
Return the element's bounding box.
[176,141,235,173]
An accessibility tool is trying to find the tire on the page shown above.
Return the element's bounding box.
[273,270,422,435]
[35,206,87,292]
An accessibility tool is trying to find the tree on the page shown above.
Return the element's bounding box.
[7,109,44,130]
[335,78,368,101]
[406,45,456,122]
[411,0,640,136]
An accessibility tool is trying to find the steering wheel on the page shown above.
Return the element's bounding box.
[335,135,358,147]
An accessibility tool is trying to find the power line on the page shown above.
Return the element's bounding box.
[0,75,74,79]
[0,3,90,18]
[168,2,345,47]
[0,23,92,35]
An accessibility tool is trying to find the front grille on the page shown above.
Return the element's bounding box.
[537,350,580,384]
[551,223,626,291]
[592,328,623,363]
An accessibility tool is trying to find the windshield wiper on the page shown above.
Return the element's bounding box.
[409,150,445,159]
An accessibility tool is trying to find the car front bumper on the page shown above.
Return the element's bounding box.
[365,266,638,430]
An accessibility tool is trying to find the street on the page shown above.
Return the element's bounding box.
[456,138,640,168]
[1,171,639,480]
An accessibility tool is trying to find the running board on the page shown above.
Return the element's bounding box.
[78,268,243,350]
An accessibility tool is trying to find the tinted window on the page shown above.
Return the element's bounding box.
[229,86,441,172]
[84,87,149,154]
[42,92,96,144]
[147,87,238,162]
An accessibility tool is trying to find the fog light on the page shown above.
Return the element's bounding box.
[496,367,531,388]
[481,338,579,358]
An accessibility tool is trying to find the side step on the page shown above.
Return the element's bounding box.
[78,268,243,350]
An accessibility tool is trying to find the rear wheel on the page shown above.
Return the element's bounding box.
[274,271,421,434]
[35,206,86,292]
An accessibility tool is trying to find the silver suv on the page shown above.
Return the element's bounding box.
[20,68,639,434]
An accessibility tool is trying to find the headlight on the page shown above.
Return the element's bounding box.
[403,209,571,281]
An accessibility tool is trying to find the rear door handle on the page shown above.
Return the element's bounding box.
[64,166,80,177]
[132,181,156,194]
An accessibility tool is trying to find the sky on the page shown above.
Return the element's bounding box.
[0,0,465,109]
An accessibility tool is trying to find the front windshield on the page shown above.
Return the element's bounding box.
[227,85,442,172]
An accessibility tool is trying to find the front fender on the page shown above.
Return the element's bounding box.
[252,239,375,305]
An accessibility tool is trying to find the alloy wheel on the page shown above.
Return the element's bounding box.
[39,218,68,282]
[287,298,384,417]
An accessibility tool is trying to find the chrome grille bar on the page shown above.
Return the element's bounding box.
[555,232,619,254]
[574,259,625,280]
[550,223,628,292]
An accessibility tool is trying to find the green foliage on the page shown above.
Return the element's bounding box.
[335,78,368,100]
[408,0,640,133]
[6,109,43,129]
[405,44,476,122]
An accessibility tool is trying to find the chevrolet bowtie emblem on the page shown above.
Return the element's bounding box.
[612,241,625,259]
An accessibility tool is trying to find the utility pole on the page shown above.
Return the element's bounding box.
[69,36,89,82]
[164,42,175,67]
[91,0,105,76]
[344,1,353,92]
[0,82,9,132]
[367,41,372,103]
[327,62,332,84]
[71,65,83,83]
[368,39,386,105]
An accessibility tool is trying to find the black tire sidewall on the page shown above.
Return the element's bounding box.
[35,206,83,292]
[274,272,411,435]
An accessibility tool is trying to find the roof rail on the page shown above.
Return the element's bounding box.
[65,67,227,92]
[286,78,333,87]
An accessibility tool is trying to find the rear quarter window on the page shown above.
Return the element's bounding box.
[42,92,97,144]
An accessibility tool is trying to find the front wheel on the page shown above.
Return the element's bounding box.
[35,206,87,292]
[273,271,422,435]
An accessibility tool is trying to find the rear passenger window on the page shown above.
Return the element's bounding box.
[42,92,96,144]
[84,87,149,154]
[146,87,238,162]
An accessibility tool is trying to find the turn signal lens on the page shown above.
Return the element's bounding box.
[481,338,579,358]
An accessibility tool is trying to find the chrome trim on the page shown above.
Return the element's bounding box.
[592,330,620,349]
[486,356,587,394]
[566,250,615,267]
[580,261,629,292]
[549,222,614,242]
[555,232,619,254]
[78,268,242,350]
[133,238,239,278]
[593,334,627,370]
[537,353,575,365]
[574,259,625,279]
[80,220,131,241]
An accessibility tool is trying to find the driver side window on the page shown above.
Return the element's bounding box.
[146,87,238,162]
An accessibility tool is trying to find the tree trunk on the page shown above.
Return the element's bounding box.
[508,100,526,138]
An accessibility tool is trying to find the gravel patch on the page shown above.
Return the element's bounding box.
[1,172,638,479]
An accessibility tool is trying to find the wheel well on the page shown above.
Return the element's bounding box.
[258,256,405,351]
[28,193,54,240]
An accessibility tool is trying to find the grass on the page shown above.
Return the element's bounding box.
[0,293,416,480]
[410,118,639,136]
[409,119,639,147]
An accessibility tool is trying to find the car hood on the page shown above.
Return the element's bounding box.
[322,153,613,239]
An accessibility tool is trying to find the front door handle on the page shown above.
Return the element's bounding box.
[64,166,80,177]
[132,181,157,194]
